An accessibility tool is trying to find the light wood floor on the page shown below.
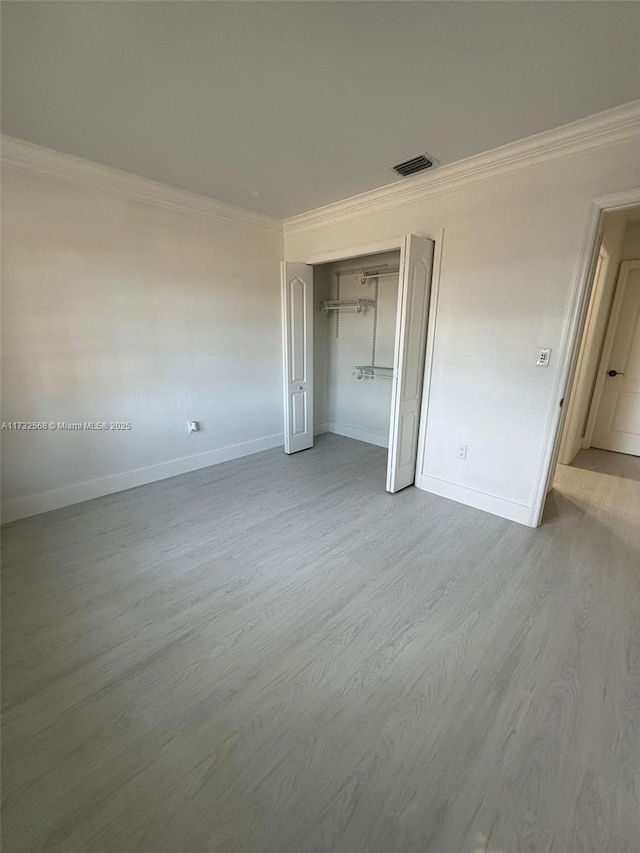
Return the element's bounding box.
[2,436,639,853]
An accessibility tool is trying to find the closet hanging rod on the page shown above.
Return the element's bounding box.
[319,298,376,315]
[353,365,394,380]
[336,265,400,279]
[358,271,400,282]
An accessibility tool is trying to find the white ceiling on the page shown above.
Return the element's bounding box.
[2,2,639,218]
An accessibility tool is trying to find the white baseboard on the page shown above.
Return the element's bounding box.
[2,433,284,523]
[325,422,389,448]
[314,421,330,435]
[417,473,533,526]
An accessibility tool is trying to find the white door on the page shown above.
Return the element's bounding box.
[281,261,314,454]
[591,261,640,456]
[386,235,435,492]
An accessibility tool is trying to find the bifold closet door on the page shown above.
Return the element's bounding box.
[386,235,435,493]
[281,261,314,454]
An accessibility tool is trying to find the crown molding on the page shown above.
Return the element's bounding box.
[4,100,639,240]
[1,136,283,237]
[284,100,640,236]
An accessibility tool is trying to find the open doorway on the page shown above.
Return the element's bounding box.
[281,235,435,494]
[552,205,640,490]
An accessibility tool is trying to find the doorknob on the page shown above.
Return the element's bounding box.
[607,369,624,377]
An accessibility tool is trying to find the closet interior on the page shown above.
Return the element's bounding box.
[313,250,401,448]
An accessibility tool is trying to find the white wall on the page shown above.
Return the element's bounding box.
[314,251,399,446]
[284,126,640,525]
[1,158,284,521]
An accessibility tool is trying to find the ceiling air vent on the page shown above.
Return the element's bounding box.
[392,153,436,178]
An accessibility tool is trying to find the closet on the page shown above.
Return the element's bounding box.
[281,235,434,493]
[314,250,401,449]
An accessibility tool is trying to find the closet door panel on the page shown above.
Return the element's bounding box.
[386,236,434,492]
[282,262,314,454]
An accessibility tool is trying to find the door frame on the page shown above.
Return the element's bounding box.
[530,188,640,527]
[556,241,607,465]
[288,230,444,489]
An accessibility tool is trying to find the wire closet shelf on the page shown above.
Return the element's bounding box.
[353,365,394,381]
[318,298,375,315]
[321,261,400,379]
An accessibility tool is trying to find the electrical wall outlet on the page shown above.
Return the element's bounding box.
[536,348,551,367]
[457,443,467,459]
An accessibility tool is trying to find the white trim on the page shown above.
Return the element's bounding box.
[557,243,606,465]
[284,100,640,236]
[314,421,330,435]
[415,228,445,481]
[325,422,389,448]
[418,474,532,526]
[386,234,411,489]
[1,135,283,236]
[6,101,638,240]
[1,433,283,524]
[297,237,404,266]
[529,188,640,528]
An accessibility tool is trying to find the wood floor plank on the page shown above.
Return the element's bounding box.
[2,437,639,852]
